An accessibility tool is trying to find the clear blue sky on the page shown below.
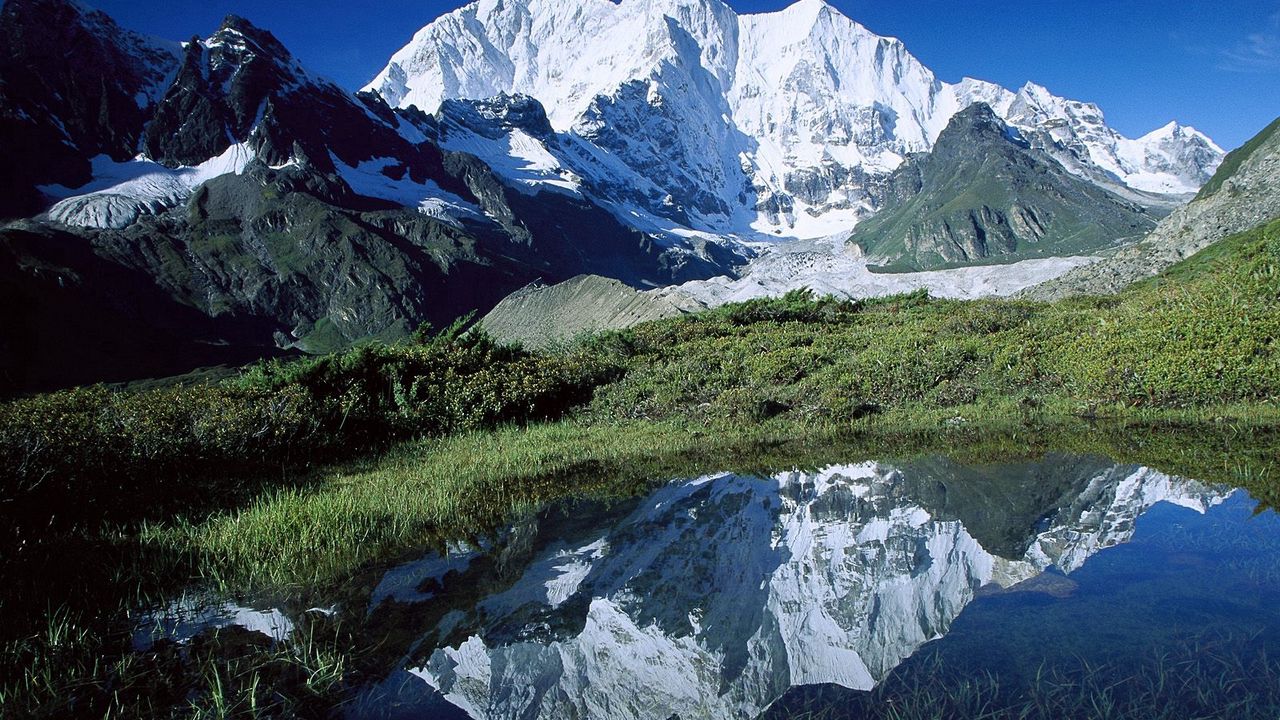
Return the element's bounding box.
[90,0,1279,149]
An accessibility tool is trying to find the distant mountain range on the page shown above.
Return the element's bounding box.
[0,0,1247,393]
[370,0,1223,239]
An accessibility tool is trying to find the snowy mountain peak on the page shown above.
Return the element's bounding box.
[1141,120,1223,151]
[367,0,1222,241]
[769,0,843,27]
[199,14,314,88]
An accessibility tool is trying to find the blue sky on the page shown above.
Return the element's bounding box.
[90,0,1279,149]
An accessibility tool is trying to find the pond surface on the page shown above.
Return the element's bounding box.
[144,453,1280,719]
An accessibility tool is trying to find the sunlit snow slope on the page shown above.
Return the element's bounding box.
[367,0,1223,241]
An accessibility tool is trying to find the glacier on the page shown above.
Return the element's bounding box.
[367,0,1224,241]
[42,144,254,229]
[653,233,1102,308]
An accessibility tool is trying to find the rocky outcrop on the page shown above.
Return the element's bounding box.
[0,4,746,393]
[0,220,282,394]
[849,105,1159,270]
[1022,117,1280,300]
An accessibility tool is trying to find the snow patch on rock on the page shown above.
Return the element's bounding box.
[333,155,487,227]
[44,144,254,229]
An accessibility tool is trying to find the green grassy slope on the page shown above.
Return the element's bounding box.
[1,219,1278,720]
[850,105,1156,270]
[1197,116,1280,200]
[592,218,1279,421]
[1,219,1276,565]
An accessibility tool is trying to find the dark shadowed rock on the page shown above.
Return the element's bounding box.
[0,0,180,217]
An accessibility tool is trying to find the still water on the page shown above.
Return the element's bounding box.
[142,454,1280,719]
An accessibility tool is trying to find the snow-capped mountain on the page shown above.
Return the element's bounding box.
[0,0,181,216]
[400,461,1226,720]
[367,0,1224,240]
[0,0,750,393]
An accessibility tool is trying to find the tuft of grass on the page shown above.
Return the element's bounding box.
[138,411,1280,591]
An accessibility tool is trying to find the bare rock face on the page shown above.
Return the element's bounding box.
[0,0,180,217]
[1022,117,1280,300]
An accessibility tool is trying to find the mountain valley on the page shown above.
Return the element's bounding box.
[2,1,1279,718]
[0,0,1244,391]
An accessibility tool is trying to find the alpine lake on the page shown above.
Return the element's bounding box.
[110,424,1280,720]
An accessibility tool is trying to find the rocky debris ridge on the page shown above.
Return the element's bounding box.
[478,275,691,350]
[848,104,1159,270]
[1022,116,1280,300]
[476,235,1100,349]
[366,0,1224,240]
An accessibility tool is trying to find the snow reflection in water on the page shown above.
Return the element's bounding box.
[375,458,1230,719]
[141,454,1279,720]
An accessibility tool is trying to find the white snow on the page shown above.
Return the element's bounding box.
[437,127,582,196]
[1025,468,1234,573]
[133,596,295,649]
[657,234,1101,308]
[545,539,609,607]
[43,144,254,229]
[365,0,1225,242]
[332,155,487,227]
[370,542,479,606]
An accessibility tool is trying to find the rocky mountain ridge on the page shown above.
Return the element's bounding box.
[1023,116,1280,300]
[368,0,1223,240]
[849,104,1159,270]
[0,2,742,393]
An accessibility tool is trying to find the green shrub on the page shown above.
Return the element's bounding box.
[0,325,618,537]
[3,219,1278,539]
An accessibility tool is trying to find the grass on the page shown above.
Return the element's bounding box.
[0,603,352,719]
[5,415,1278,720]
[145,409,1280,590]
[0,218,1279,718]
[583,218,1279,423]
[3,218,1276,548]
[1196,116,1280,200]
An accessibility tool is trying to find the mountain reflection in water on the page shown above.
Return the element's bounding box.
[338,455,1229,719]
